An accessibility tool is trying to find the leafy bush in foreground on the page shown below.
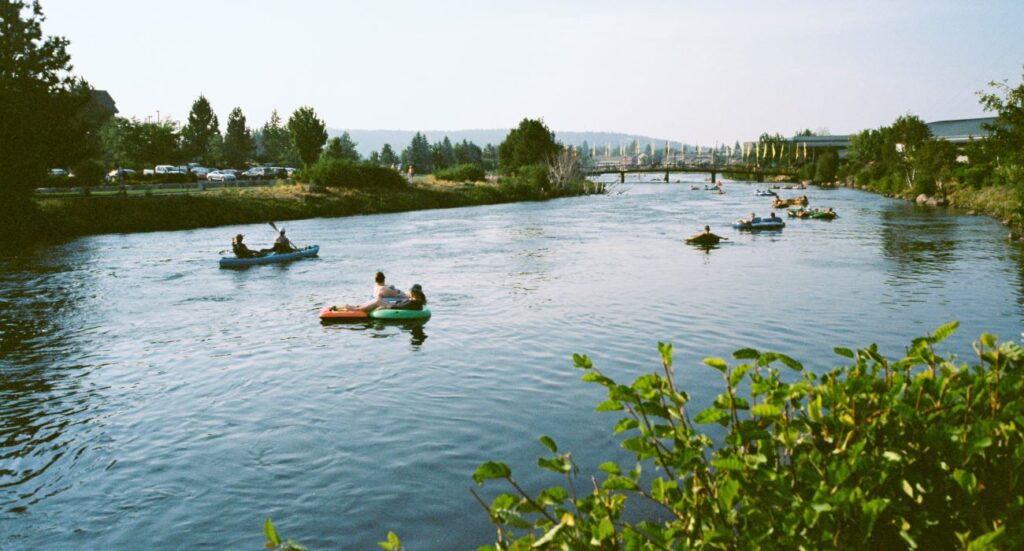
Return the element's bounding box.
[471,323,1023,549]
[434,163,486,182]
[300,158,406,189]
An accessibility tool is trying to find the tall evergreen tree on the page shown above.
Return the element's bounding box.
[180,95,219,165]
[258,109,291,165]
[287,106,327,167]
[221,107,254,168]
[400,132,433,174]
[380,143,399,167]
[322,132,360,162]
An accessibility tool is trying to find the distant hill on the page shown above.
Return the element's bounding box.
[329,128,690,157]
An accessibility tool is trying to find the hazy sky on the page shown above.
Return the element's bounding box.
[41,0,1024,144]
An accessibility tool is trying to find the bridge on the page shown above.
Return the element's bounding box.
[581,161,797,183]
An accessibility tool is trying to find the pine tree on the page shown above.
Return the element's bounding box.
[287,106,327,167]
[222,107,254,168]
[181,95,220,165]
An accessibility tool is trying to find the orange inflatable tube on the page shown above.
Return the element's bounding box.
[319,305,369,320]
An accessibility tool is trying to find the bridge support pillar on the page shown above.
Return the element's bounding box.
[664,171,669,182]
[711,170,716,184]
[620,172,625,184]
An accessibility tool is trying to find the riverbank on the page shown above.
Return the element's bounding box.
[834,178,1023,237]
[29,178,603,241]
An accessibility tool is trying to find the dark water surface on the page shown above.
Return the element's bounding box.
[2,178,1022,549]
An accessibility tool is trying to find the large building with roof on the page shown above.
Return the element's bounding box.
[787,116,997,159]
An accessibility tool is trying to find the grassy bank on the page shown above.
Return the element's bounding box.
[30,178,601,241]
[839,177,1024,235]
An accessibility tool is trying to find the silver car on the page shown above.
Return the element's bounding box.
[207,170,237,182]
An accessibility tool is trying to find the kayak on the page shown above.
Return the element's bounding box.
[219,245,319,268]
[685,233,722,245]
[319,305,431,321]
[733,218,785,231]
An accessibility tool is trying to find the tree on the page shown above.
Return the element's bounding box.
[979,71,1024,176]
[288,106,327,167]
[121,119,181,167]
[890,114,931,189]
[913,139,958,196]
[180,95,219,165]
[321,132,360,162]
[221,107,254,168]
[257,109,292,165]
[380,143,399,167]
[453,140,483,167]
[432,137,456,170]
[1,0,96,216]
[400,132,433,174]
[498,118,561,174]
[813,149,839,183]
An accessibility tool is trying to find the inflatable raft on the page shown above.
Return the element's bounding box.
[319,305,431,321]
[685,233,722,246]
[219,245,319,268]
[733,218,785,231]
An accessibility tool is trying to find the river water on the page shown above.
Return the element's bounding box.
[2,177,1022,549]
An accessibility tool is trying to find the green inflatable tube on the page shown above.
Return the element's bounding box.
[369,308,432,320]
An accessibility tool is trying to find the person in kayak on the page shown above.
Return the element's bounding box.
[271,228,298,254]
[231,234,265,258]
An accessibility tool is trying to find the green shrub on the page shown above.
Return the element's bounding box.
[434,163,486,182]
[470,324,1024,549]
[513,163,550,193]
[71,159,106,187]
[300,158,406,189]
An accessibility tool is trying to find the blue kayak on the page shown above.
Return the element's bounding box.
[219,245,319,268]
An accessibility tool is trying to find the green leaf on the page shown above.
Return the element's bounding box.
[473,461,511,485]
[264,517,281,547]
[537,457,571,474]
[733,347,760,360]
[968,436,993,456]
[596,399,624,412]
[980,333,997,349]
[694,406,731,425]
[751,403,782,418]
[572,353,593,369]
[966,527,1004,551]
[598,462,622,475]
[602,476,640,491]
[533,518,566,547]
[883,451,903,462]
[711,456,744,471]
[901,479,914,498]
[538,435,557,453]
[728,364,752,387]
[833,347,855,358]
[776,353,804,371]
[595,517,615,541]
[932,321,960,343]
[378,531,402,550]
[718,478,739,510]
[811,502,833,513]
[704,357,729,373]
[614,417,640,433]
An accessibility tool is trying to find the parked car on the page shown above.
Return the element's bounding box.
[49,168,68,177]
[105,168,137,182]
[241,167,266,179]
[207,170,237,182]
[191,167,212,179]
[285,167,297,178]
[155,165,183,174]
[268,167,288,179]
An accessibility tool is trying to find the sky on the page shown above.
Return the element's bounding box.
[40,0,1024,145]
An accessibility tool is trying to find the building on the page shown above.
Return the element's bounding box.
[787,116,997,159]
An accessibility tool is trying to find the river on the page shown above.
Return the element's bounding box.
[2,176,1022,549]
